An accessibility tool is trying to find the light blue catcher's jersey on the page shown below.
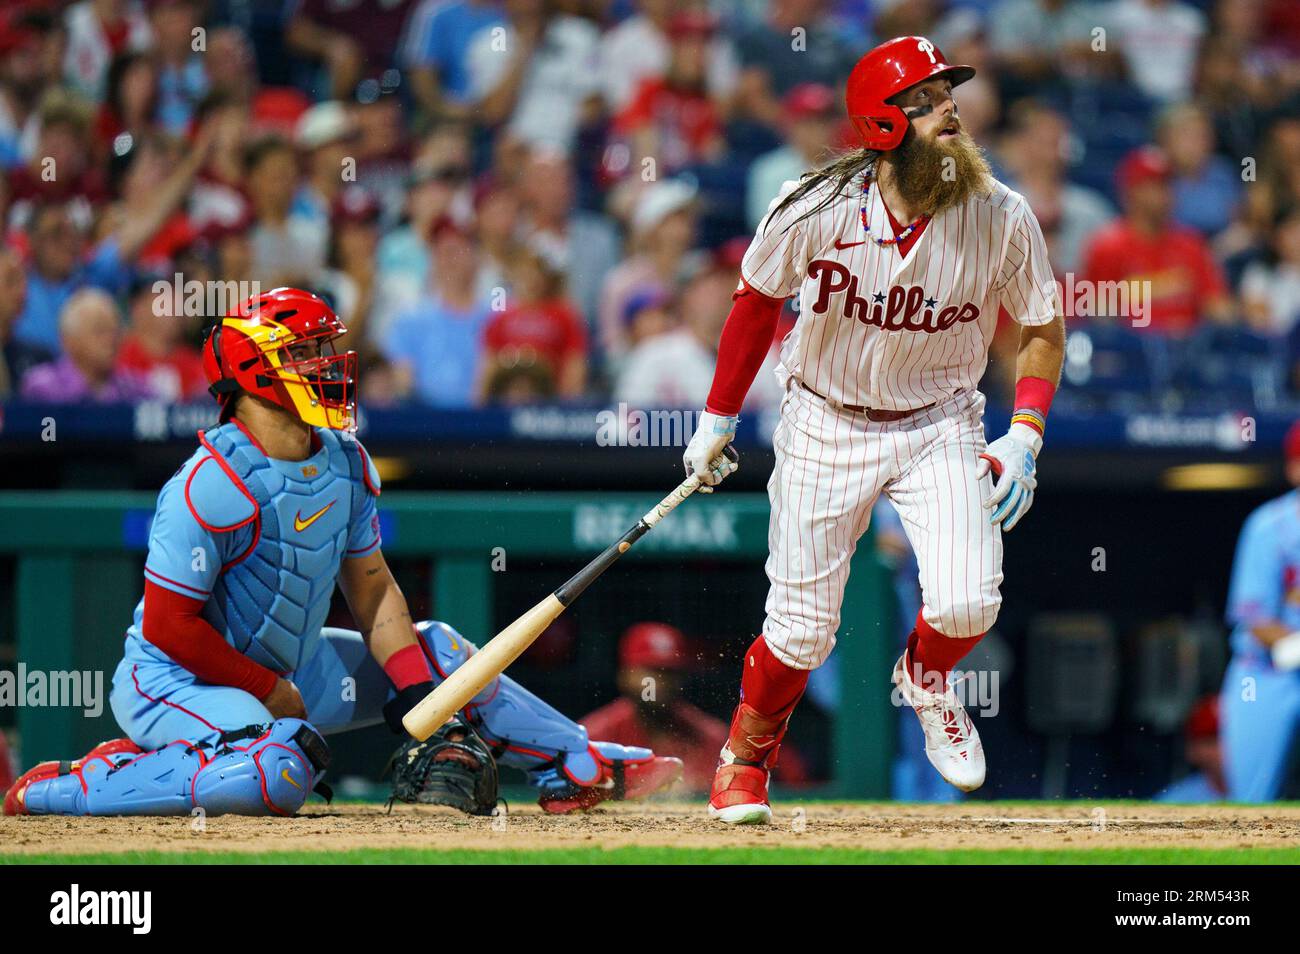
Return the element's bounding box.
[1226,489,1300,659]
[124,422,382,676]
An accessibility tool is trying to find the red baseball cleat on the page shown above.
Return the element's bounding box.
[3,738,144,816]
[708,752,773,825]
[539,752,683,814]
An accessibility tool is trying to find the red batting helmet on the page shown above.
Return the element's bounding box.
[202,287,357,431]
[845,36,975,151]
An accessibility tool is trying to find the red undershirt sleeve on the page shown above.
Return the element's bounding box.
[142,579,279,701]
[704,284,786,416]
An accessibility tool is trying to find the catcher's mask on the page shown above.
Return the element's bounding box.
[202,287,357,432]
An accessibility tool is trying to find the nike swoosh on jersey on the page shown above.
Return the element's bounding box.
[833,239,866,249]
[293,500,337,533]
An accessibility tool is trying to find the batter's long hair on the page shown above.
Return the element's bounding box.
[765,148,878,235]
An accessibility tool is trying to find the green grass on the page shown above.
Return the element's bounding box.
[6,845,1300,865]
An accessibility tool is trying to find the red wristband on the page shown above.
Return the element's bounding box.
[1011,376,1056,435]
[382,642,433,691]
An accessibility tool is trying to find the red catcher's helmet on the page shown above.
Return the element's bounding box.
[202,287,357,431]
[845,36,975,151]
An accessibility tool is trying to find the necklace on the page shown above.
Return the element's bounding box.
[859,180,929,247]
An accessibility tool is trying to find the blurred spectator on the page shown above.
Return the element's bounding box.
[609,11,727,181]
[402,0,504,123]
[1080,146,1232,333]
[616,264,779,409]
[21,288,153,402]
[473,180,521,300]
[245,133,324,286]
[482,353,557,405]
[988,0,1105,89]
[287,0,417,100]
[94,51,158,154]
[8,89,108,218]
[465,0,602,154]
[581,621,809,791]
[599,0,738,114]
[292,100,359,231]
[481,236,587,399]
[116,278,207,401]
[1000,99,1114,276]
[62,0,153,103]
[746,82,837,230]
[578,622,729,792]
[382,217,489,406]
[316,186,382,351]
[1240,204,1300,335]
[0,247,50,398]
[1158,102,1240,237]
[733,0,858,128]
[0,8,60,171]
[149,0,208,134]
[1104,0,1207,103]
[373,137,474,340]
[599,178,701,364]
[517,148,621,328]
[1155,696,1225,801]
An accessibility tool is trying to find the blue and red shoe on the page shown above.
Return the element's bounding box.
[3,738,143,816]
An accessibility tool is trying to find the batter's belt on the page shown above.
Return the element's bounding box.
[797,380,935,422]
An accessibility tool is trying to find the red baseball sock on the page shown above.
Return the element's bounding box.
[740,635,809,715]
[907,610,984,691]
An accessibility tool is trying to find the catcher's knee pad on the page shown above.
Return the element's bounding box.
[191,720,330,816]
[20,719,329,817]
[416,619,500,706]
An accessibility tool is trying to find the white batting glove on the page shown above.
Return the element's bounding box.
[1272,632,1300,671]
[976,422,1043,532]
[683,411,738,493]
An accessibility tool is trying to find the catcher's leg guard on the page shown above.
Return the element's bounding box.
[11,720,329,817]
[415,620,682,808]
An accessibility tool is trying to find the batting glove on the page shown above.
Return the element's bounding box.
[683,411,739,493]
[976,422,1043,532]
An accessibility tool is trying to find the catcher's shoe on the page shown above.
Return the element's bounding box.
[892,652,985,792]
[538,748,683,814]
[3,738,142,816]
[707,747,772,825]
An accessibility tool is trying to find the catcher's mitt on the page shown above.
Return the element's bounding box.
[388,717,500,816]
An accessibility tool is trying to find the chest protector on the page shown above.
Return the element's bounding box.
[189,422,378,674]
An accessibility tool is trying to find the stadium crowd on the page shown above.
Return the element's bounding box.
[0,0,1298,411]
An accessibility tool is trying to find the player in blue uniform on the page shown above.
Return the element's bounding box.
[5,288,682,817]
[1219,422,1300,802]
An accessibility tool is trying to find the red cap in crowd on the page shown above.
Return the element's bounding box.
[618,622,692,671]
[782,83,837,122]
[331,186,380,226]
[667,10,715,40]
[1116,146,1172,195]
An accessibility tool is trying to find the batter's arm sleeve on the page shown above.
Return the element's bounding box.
[995,205,1059,327]
[1226,508,1284,629]
[705,285,785,416]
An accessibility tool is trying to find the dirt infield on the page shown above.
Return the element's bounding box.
[3,801,1298,858]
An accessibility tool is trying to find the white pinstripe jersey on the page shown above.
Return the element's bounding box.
[741,173,1059,411]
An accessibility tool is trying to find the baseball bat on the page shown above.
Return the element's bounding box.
[402,447,737,741]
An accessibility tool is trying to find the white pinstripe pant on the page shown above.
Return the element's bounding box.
[762,381,1003,670]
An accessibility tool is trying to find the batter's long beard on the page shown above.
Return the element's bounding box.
[887,128,993,217]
